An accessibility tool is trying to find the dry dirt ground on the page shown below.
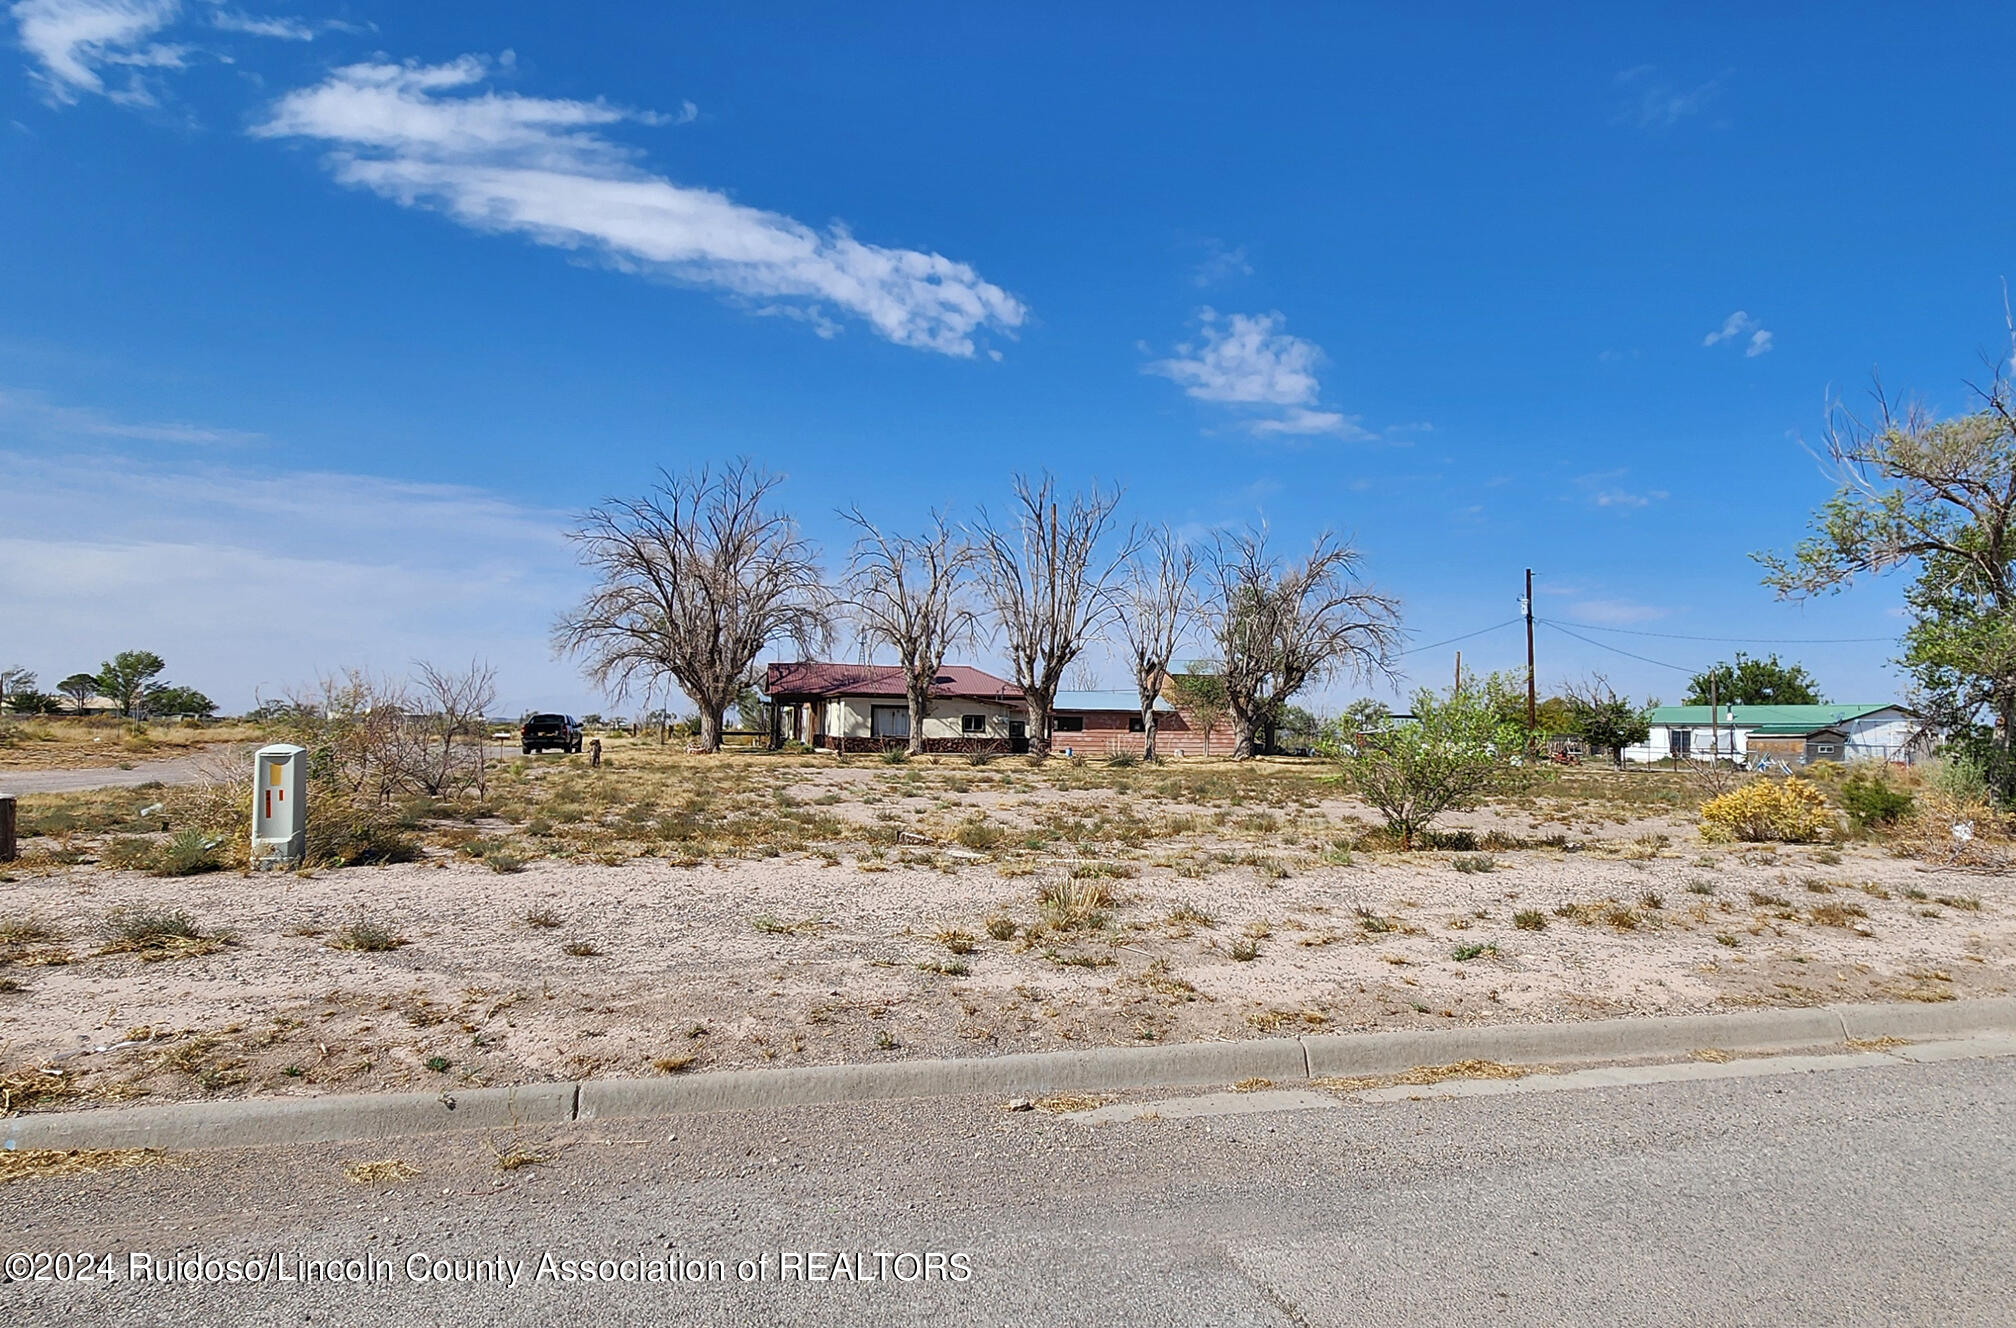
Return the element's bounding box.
[2,748,2010,1116]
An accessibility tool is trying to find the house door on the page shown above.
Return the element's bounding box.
[1008,720,1028,754]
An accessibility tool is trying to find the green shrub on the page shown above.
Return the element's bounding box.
[1839,769,1915,829]
[151,828,223,877]
[954,819,1005,850]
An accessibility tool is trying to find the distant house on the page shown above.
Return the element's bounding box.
[764,662,1024,753]
[1047,689,1230,757]
[1621,704,1929,767]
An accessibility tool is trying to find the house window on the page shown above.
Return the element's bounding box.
[961,713,987,735]
[1127,716,1145,732]
[1670,729,1691,757]
[1815,743,1835,754]
[1052,715,1085,733]
[870,706,910,738]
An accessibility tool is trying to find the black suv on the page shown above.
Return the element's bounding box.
[521,713,584,754]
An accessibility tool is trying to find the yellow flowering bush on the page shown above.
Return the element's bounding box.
[1698,778,1835,843]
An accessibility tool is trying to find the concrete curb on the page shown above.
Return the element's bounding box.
[2,1082,575,1152]
[7,1000,2013,1153]
[576,1037,1308,1120]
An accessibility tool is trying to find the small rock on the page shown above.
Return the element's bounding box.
[1006,1098,1033,1112]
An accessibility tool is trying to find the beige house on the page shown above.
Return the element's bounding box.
[765,663,1027,753]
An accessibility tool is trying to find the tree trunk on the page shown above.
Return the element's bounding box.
[1229,705,1259,760]
[1141,704,1158,762]
[1026,696,1053,759]
[1998,692,2016,804]
[698,707,724,753]
[906,682,929,756]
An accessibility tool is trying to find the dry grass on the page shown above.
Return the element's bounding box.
[1315,1059,1542,1093]
[342,1157,419,1184]
[1033,1093,1111,1113]
[0,1066,79,1113]
[0,1146,176,1185]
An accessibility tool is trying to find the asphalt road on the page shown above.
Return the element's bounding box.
[0,754,222,797]
[7,1053,2012,1326]
[0,743,533,796]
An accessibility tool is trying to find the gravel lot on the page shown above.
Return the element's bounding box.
[3,817,2009,1112]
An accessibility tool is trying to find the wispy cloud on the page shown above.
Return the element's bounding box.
[1576,468,1667,511]
[1614,65,1725,129]
[11,0,186,105]
[206,8,314,40]
[253,56,1027,356]
[0,444,587,713]
[1190,239,1252,288]
[0,384,260,443]
[1704,309,1773,357]
[1146,309,1369,440]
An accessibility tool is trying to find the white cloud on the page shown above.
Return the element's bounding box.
[11,0,185,104]
[1146,309,1371,440]
[1704,309,1773,356]
[1250,407,1369,439]
[207,8,313,40]
[253,56,1027,356]
[1150,311,1322,406]
[1615,65,1724,129]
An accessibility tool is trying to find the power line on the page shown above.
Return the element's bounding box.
[1393,617,1523,658]
[1540,620,1697,674]
[1541,618,1893,645]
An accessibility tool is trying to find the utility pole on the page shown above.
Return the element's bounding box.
[1523,568,1537,732]
[1711,675,1719,767]
[1454,650,1462,694]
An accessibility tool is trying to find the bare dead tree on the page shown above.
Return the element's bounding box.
[555,460,831,752]
[282,668,413,803]
[971,475,1133,758]
[842,508,978,755]
[1117,525,1196,761]
[1203,527,1400,759]
[409,658,498,798]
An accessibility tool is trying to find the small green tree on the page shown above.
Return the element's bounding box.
[57,672,98,714]
[1563,677,1652,766]
[142,685,217,719]
[1167,668,1230,756]
[1756,367,2016,803]
[96,651,167,718]
[2,688,61,715]
[1329,674,1525,848]
[1685,652,1822,706]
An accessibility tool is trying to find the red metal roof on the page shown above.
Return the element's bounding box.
[765,662,1022,701]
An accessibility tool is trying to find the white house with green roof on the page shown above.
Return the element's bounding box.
[1620,703,1929,767]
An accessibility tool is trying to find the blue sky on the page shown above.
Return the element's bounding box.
[3,1,2008,716]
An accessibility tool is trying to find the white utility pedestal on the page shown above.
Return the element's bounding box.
[251,743,307,869]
